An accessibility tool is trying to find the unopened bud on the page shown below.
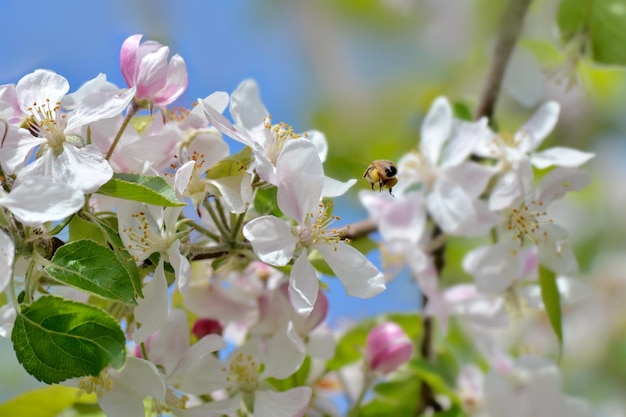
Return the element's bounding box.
[365,322,413,374]
[192,318,223,339]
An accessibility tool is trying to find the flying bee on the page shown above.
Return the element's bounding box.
[363,160,398,197]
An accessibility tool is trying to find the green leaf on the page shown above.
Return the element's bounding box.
[558,0,626,65]
[91,217,143,299]
[12,296,126,384]
[452,101,473,121]
[68,215,107,246]
[359,376,420,417]
[207,146,253,179]
[253,186,282,217]
[46,240,139,304]
[0,386,97,417]
[539,265,563,355]
[96,173,184,207]
[409,359,461,404]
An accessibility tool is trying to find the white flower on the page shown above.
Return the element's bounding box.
[473,101,594,210]
[243,140,385,315]
[396,97,498,236]
[199,79,354,196]
[186,326,311,417]
[0,70,135,193]
[70,357,166,417]
[484,356,594,417]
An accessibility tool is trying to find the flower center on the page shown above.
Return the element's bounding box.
[262,116,305,164]
[121,211,173,260]
[25,99,67,149]
[225,352,261,393]
[78,370,113,397]
[505,201,553,245]
[299,203,345,250]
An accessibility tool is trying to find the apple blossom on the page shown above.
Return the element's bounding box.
[0,69,134,193]
[464,166,591,292]
[71,357,166,417]
[484,356,594,417]
[199,79,355,196]
[472,101,595,210]
[395,96,498,236]
[243,139,385,315]
[120,34,188,108]
[364,322,414,374]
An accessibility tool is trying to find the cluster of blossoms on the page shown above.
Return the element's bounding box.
[0,34,596,417]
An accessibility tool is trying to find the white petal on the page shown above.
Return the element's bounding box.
[146,309,189,373]
[489,170,524,211]
[441,161,494,199]
[426,177,475,235]
[0,304,16,338]
[230,79,269,132]
[1,176,83,226]
[516,101,560,153]
[316,242,386,298]
[182,91,229,130]
[358,189,392,223]
[174,397,241,417]
[114,357,166,401]
[170,334,229,394]
[132,262,169,344]
[321,176,356,198]
[254,387,312,417]
[65,87,135,132]
[530,147,595,169]
[16,70,69,111]
[243,216,298,266]
[199,97,254,147]
[463,242,521,294]
[307,130,328,162]
[174,160,195,197]
[97,387,147,417]
[18,144,113,194]
[276,140,324,224]
[378,192,427,244]
[264,322,306,379]
[168,242,191,291]
[209,173,253,214]
[534,167,591,207]
[0,229,15,295]
[420,97,452,166]
[187,131,230,172]
[537,227,578,276]
[441,118,490,167]
[289,253,319,316]
[0,127,46,174]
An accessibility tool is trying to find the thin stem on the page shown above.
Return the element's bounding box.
[105,102,140,160]
[203,199,231,241]
[213,198,231,235]
[346,372,375,417]
[189,220,221,242]
[230,212,246,241]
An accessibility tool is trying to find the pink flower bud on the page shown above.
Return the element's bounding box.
[365,322,414,374]
[120,34,188,107]
[192,318,224,339]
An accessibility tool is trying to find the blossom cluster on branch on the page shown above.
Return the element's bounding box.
[0,34,596,417]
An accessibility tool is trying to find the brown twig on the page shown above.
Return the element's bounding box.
[338,218,376,241]
[473,0,533,122]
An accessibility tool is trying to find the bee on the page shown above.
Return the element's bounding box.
[363,160,398,197]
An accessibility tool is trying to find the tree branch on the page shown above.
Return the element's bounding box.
[474,0,534,121]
